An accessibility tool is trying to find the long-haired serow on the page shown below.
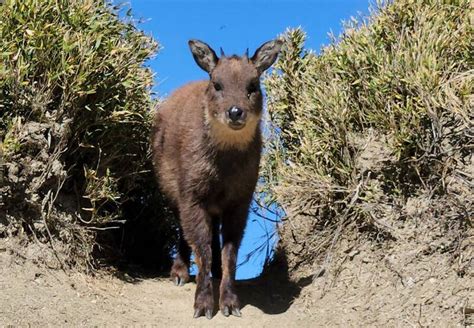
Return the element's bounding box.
[152,38,282,319]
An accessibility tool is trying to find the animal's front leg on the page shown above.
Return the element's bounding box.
[219,205,248,317]
[180,202,214,319]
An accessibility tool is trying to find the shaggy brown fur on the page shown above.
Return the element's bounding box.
[152,39,282,319]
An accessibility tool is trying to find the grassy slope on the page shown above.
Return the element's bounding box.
[262,1,473,324]
[0,0,175,270]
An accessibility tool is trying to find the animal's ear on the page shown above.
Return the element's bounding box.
[251,39,283,73]
[188,39,218,73]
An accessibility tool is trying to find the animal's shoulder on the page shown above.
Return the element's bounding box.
[155,80,208,124]
[164,81,207,107]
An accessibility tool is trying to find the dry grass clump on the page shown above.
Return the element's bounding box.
[0,0,175,270]
[262,0,472,274]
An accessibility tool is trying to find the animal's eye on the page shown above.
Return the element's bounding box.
[213,82,222,91]
[247,82,259,96]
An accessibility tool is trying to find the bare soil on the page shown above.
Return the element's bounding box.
[0,238,311,327]
[1,234,472,327]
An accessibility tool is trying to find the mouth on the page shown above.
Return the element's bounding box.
[227,120,246,130]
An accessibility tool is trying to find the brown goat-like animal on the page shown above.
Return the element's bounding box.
[152,39,282,319]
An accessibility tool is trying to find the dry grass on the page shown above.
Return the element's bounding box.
[262,0,473,275]
[0,0,176,270]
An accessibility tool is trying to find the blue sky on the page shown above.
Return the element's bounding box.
[129,0,370,279]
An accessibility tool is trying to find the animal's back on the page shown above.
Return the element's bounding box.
[152,81,208,205]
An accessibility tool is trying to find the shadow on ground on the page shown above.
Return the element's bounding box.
[237,275,312,315]
[238,253,312,315]
[116,251,312,316]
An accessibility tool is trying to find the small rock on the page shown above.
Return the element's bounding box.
[405,276,416,288]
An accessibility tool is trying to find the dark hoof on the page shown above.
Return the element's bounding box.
[173,276,186,287]
[194,280,214,319]
[206,309,213,320]
[193,309,201,318]
[232,308,241,317]
[222,306,230,317]
[193,308,213,319]
[170,259,189,287]
[221,306,241,317]
[170,272,189,287]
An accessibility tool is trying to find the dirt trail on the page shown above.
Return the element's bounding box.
[0,239,312,327]
[1,237,472,327]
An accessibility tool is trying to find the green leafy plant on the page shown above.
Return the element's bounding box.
[0,0,175,270]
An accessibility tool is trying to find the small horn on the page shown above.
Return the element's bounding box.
[220,47,225,57]
[244,48,249,60]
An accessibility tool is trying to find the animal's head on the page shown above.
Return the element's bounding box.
[188,39,283,149]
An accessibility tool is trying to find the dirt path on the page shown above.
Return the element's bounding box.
[1,237,472,327]
[0,240,312,327]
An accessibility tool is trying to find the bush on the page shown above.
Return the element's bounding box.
[262,0,472,272]
[0,0,176,270]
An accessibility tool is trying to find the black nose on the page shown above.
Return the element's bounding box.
[227,106,245,122]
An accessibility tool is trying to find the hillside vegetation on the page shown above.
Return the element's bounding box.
[262,0,472,325]
[0,0,472,325]
[0,0,175,270]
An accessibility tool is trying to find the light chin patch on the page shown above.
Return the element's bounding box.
[208,115,260,150]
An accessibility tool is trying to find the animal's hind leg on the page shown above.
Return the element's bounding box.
[211,217,222,279]
[219,204,248,317]
[171,212,191,286]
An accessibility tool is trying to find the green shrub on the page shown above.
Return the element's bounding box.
[262,0,472,272]
[0,0,175,270]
